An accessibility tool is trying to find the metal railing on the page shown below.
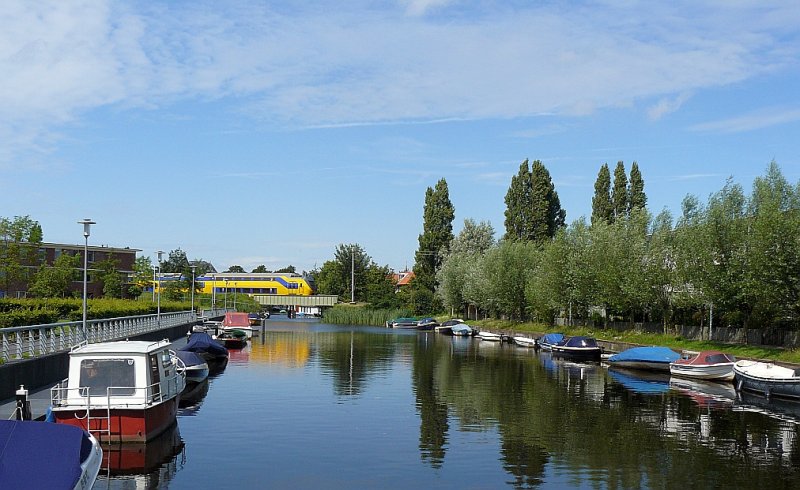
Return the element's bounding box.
[0,308,227,363]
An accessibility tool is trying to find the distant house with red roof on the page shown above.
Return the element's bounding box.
[391,270,415,292]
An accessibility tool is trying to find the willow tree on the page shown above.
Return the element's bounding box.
[591,163,613,225]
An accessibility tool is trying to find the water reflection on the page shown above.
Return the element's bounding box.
[98,423,185,488]
[100,324,800,488]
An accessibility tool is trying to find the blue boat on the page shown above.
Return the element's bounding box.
[0,420,102,489]
[451,324,474,337]
[536,333,565,351]
[608,346,680,372]
[182,331,228,366]
[551,336,602,361]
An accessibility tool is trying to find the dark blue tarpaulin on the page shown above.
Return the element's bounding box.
[0,420,90,489]
[182,332,228,358]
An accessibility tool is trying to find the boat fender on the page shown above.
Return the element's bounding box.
[736,378,743,392]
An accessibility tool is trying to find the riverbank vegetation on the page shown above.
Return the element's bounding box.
[322,305,413,326]
[466,317,800,364]
[318,161,799,347]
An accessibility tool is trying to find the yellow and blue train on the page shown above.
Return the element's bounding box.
[153,272,314,296]
[196,272,313,296]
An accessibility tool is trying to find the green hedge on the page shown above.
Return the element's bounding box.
[0,298,192,328]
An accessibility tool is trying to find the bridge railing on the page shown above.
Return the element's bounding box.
[0,308,228,364]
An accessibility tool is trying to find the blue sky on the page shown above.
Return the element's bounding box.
[1,1,798,274]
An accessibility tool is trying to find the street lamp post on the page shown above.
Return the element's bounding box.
[156,250,164,326]
[78,219,96,342]
[151,266,156,302]
[190,265,197,314]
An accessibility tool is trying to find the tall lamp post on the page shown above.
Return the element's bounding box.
[156,250,164,326]
[78,219,96,342]
[190,264,197,314]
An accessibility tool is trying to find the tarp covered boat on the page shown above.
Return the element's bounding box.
[182,331,228,362]
[608,346,679,372]
[0,420,102,490]
[551,336,602,361]
[537,333,565,351]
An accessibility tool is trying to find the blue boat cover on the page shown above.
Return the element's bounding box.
[182,332,228,357]
[0,420,90,488]
[175,349,206,368]
[609,346,679,363]
[540,333,565,345]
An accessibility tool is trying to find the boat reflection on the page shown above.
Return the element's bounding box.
[734,391,800,424]
[669,377,736,409]
[179,378,210,416]
[101,422,184,476]
[608,368,671,394]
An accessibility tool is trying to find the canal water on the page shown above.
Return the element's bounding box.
[97,320,800,489]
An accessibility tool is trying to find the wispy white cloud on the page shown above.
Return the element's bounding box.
[689,107,800,133]
[647,92,692,120]
[1,1,798,166]
[400,0,456,16]
[664,173,725,181]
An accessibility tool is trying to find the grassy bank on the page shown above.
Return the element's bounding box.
[463,318,800,365]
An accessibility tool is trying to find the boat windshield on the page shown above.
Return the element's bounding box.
[705,353,736,364]
[80,358,136,396]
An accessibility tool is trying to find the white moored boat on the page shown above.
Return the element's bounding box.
[51,339,186,443]
[669,351,736,381]
[478,331,502,342]
[733,360,800,400]
[513,336,537,348]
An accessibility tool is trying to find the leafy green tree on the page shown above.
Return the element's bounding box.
[412,178,454,312]
[612,161,629,221]
[481,240,539,320]
[449,219,495,256]
[225,265,246,273]
[313,244,371,302]
[504,160,565,242]
[504,160,534,241]
[130,255,153,298]
[365,264,399,309]
[252,265,269,273]
[28,253,79,298]
[275,265,296,273]
[0,215,44,296]
[95,258,124,299]
[437,219,495,316]
[746,161,800,325]
[160,248,190,273]
[591,163,613,225]
[629,161,647,212]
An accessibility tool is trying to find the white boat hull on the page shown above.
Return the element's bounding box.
[479,332,502,342]
[512,336,536,348]
[733,361,800,399]
[669,362,735,381]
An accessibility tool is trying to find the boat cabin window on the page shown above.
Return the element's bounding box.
[706,353,735,364]
[80,359,136,396]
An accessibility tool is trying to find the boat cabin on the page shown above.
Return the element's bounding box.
[54,340,184,408]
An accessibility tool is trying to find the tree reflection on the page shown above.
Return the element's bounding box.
[413,333,449,468]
